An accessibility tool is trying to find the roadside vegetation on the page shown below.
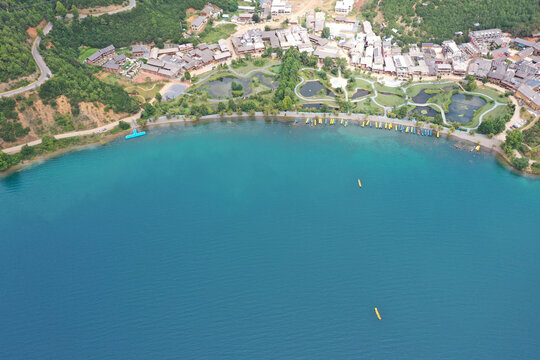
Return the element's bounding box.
[379,0,539,45]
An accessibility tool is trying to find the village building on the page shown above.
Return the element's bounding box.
[513,47,534,61]
[218,39,230,53]
[326,20,359,39]
[131,45,149,58]
[469,28,502,46]
[313,45,340,63]
[512,38,536,48]
[451,60,467,75]
[191,16,208,32]
[515,83,540,110]
[335,0,354,14]
[231,29,265,55]
[467,58,492,79]
[305,10,325,34]
[238,5,255,13]
[86,45,115,65]
[490,47,509,59]
[201,3,222,19]
[309,34,329,47]
[270,0,292,16]
[487,61,507,83]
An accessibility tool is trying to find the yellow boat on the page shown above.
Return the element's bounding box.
[437,131,440,138]
[330,118,334,125]
[376,122,379,128]
[406,126,409,133]
[395,125,398,131]
[341,119,344,125]
[358,179,362,188]
[475,145,481,151]
[305,118,309,124]
[366,120,370,126]
[314,119,317,126]
[375,307,381,320]
[319,118,322,124]
[389,123,392,130]
[384,123,388,129]
[362,121,365,127]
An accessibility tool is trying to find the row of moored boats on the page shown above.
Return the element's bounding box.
[295,117,440,138]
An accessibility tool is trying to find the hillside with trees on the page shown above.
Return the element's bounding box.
[379,0,540,44]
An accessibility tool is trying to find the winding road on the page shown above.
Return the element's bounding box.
[0,0,137,98]
[0,23,53,98]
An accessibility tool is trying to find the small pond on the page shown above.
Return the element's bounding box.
[446,94,486,124]
[409,106,439,118]
[351,88,371,99]
[411,86,455,103]
[300,81,335,98]
[379,91,402,96]
[204,72,278,99]
[302,103,337,111]
[412,89,437,103]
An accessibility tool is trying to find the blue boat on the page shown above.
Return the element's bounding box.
[411,127,415,134]
[125,129,146,140]
[325,119,328,125]
[429,130,433,136]
[296,117,299,123]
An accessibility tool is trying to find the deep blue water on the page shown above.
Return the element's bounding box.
[1,121,540,359]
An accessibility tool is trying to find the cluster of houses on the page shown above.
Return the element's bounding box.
[190,3,223,32]
[87,6,540,112]
[232,0,292,23]
[229,18,540,110]
[140,41,232,78]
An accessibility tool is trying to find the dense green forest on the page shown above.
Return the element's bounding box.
[50,0,236,50]
[379,0,540,44]
[0,98,30,143]
[0,1,126,83]
[0,0,52,82]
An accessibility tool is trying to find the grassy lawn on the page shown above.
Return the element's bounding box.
[78,47,98,63]
[269,64,281,74]
[483,104,512,121]
[375,94,406,107]
[406,82,457,97]
[198,24,236,44]
[105,78,166,102]
[473,87,509,104]
[374,83,405,96]
[349,78,373,92]
[230,59,280,75]
[353,98,384,115]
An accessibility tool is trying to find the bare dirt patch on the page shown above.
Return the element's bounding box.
[4,93,128,147]
[132,72,168,83]
[26,27,38,39]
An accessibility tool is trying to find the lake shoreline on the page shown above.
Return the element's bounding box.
[2,112,538,178]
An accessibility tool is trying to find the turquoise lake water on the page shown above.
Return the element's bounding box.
[1,120,539,359]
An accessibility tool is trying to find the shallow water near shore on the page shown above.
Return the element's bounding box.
[1,120,539,359]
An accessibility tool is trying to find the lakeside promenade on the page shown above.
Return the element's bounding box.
[1,111,502,156]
